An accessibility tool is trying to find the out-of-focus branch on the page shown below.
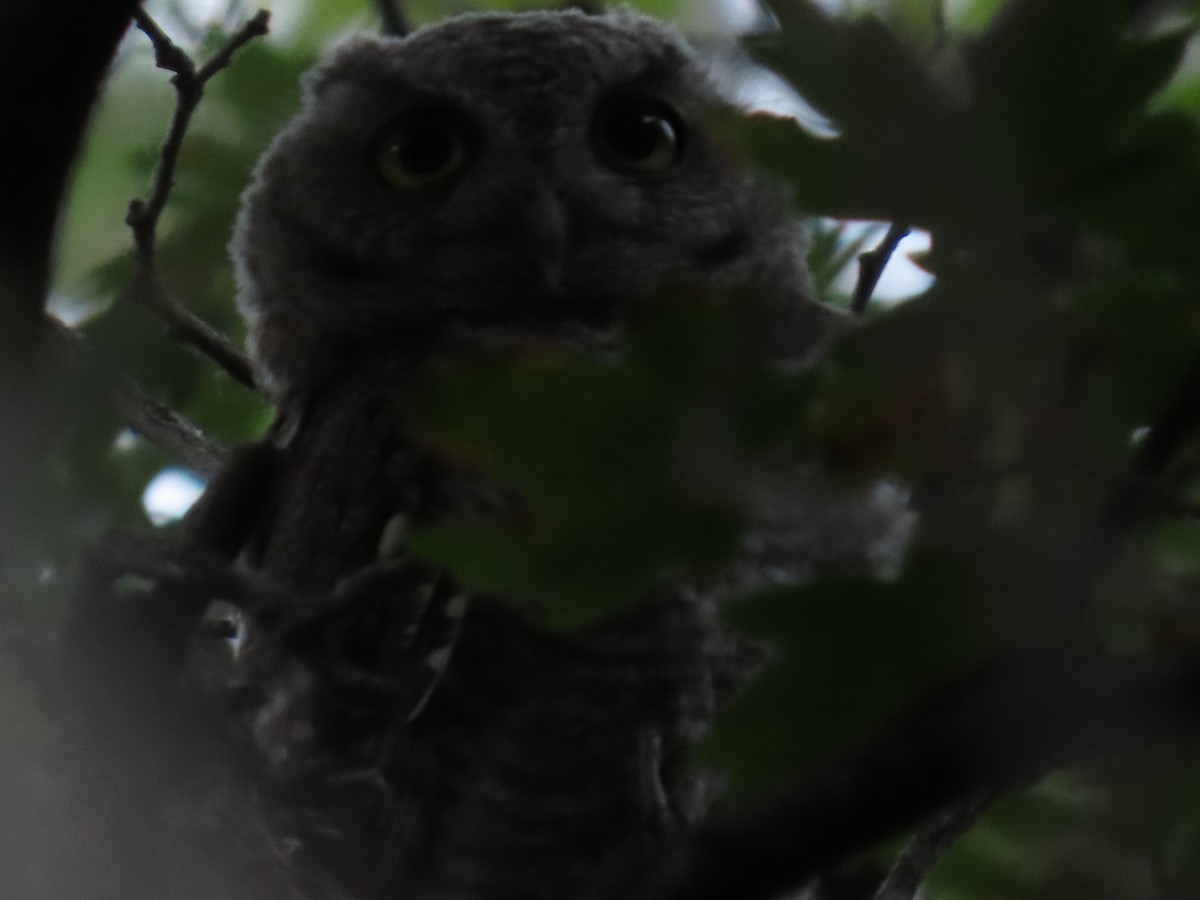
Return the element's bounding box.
[376,0,414,36]
[625,645,1200,900]
[124,7,269,392]
[563,0,607,12]
[45,316,227,478]
[852,222,910,315]
[0,0,142,377]
[872,793,992,900]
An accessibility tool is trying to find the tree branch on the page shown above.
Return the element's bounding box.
[113,370,228,478]
[627,645,1200,900]
[0,0,142,377]
[872,793,992,900]
[562,0,607,12]
[375,0,413,37]
[124,6,269,392]
[852,222,910,316]
[45,316,227,478]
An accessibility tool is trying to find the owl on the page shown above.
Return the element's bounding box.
[151,9,858,900]
[232,9,829,403]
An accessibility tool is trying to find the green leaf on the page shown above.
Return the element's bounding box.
[750,1,974,225]
[703,549,1003,793]
[411,299,814,626]
[962,0,1191,198]
[947,0,1007,33]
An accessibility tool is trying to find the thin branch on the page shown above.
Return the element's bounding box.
[113,371,227,478]
[197,10,272,77]
[45,316,227,478]
[376,0,413,36]
[124,263,258,390]
[930,0,949,55]
[852,222,910,316]
[872,793,992,900]
[128,7,269,241]
[124,7,269,392]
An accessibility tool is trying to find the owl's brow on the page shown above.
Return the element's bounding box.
[334,70,434,104]
[619,54,695,94]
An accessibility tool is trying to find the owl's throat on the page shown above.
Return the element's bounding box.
[452,291,617,331]
[434,292,620,356]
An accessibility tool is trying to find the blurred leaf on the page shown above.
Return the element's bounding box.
[411,298,813,626]
[962,0,1191,202]
[748,1,979,227]
[702,548,1006,793]
[289,0,375,51]
[841,0,946,50]
[946,0,1007,33]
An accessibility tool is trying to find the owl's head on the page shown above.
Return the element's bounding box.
[233,10,820,397]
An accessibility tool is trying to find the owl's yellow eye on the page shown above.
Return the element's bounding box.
[592,95,685,173]
[372,106,474,189]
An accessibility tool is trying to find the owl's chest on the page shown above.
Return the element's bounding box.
[245,356,509,595]
[218,352,754,900]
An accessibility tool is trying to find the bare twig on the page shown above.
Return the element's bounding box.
[125,7,270,392]
[45,316,227,478]
[852,222,910,316]
[872,793,992,900]
[930,1,949,55]
[376,0,413,36]
[113,373,227,478]
[563,0,607,12]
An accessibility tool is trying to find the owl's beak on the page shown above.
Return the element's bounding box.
[521,184,568,292]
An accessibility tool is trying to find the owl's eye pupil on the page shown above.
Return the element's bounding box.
[593,95,685,173]
[613,113,671,160]
[394,132,454,174]
[372,106,473,189]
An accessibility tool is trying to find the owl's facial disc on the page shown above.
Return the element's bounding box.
[251,21,781,345]
[233,13,817,393]
[520,183,569,292]
[445,94,694,311]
